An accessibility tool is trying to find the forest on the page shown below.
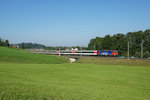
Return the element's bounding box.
[88,29,150,57]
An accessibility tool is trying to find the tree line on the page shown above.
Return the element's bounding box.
[46,46,87,50]
[0,38,10,47]
[17,43,87,50]
[18,42,46,49]
[88,29,150,58]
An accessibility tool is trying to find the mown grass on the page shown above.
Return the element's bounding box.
[0,47,68,64]
[76,57,150,66]
[0,63,150,100]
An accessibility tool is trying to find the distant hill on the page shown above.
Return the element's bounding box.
[0,47,68,64]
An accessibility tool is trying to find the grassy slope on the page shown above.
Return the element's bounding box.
[0,47,68,64]
[0,63,150,100]
[76,57,150,66]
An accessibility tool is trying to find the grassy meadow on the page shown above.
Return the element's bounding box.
[0,47,68,64]
[0,47,150,100]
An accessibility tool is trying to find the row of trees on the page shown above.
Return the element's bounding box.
[0,38,10,47]
[18,42,88,50]
[88,29,150,58]
[18,42,46,49]
[46,46,87,50]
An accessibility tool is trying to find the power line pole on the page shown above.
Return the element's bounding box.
[81,46,82,56]
[141,41,143,59]
[127,42,129,60]
[59,48,60,56]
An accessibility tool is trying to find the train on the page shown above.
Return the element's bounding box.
[33,50,118,56]
[58,50,118,56]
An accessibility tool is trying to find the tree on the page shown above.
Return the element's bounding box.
[76,46,81,50]
[111,33,127,56]
[88,38,96,50]
[94,37,103,50]
[21,42,25,49]
[0,38,2,46]
[126,31,143,56]
[4,40,9,46]
[101,35,112,50]
[143,29,150,52]
[0,38,8,46]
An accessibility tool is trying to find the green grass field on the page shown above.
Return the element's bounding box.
[0,47,68,64]
[0,47,150,100]
[76,57,150,66]
[0,64,150,100]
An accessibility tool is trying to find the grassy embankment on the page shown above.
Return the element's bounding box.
[76,57,150,66]
[0,47,150,100]
[0,47,68,64]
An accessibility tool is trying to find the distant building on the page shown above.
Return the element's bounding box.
[74,48,78,51]
[11,45,19,48]
[65,47,78,51]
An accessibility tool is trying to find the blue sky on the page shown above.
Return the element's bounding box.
[0,0,150,46]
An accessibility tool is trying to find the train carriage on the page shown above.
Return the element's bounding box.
[58,50,98,56]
